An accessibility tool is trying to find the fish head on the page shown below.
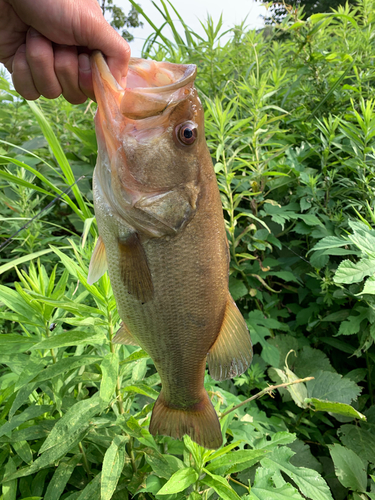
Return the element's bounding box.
[91,51,207,221]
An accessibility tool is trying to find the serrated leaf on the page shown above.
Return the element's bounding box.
[334,258,375,284]
[39,394,101,454]
[306,398,366,421]
[339,424,375,465]
[157,467,198,495]
[261,446,333,500]
[359,276,375,295]
[249,467,304,499]
[100,353,119,404]
[229,277,248,300]
[309,236,347,253]
[273,367,307,408]
[329,444,367,492]
[101,435,126,500]
[201,470,241,500]
[206,449,267,475]
[306,370,361,404]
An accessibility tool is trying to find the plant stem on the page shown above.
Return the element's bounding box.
[220,377,314,418]
[229,476,249,491]
[78,442,91,476]
[108,311,125,415]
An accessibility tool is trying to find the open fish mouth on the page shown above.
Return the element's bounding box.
[91,51,197,120]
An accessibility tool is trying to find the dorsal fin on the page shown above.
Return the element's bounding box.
[208,296,253,381]
[87,236,107,285]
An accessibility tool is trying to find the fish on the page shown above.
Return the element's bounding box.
[88,51,253,449]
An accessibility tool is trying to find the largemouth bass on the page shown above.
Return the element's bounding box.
[89,51,253,449]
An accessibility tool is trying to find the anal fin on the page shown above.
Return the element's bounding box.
[113,322,139,346]
[119,232,153,303]
[208,296,253,381]
[87,236,107,285]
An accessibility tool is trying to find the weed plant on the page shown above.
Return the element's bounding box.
[1,1,375,498]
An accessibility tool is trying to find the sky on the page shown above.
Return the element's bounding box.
[0,0,266,79]
[124,0,267,56]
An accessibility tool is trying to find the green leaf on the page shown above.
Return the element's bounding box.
[359,276,375,295]
[229,277,248,300]
[123,384,159,400]
[76,473,101,500]
[144,448,184,479]
[339,424,375,465]
[101,435,126,500]
[0,405,51,438]
[334,258,375,284]
[273,366,308,408]
[2,457,17,500]
[249,467,304,500]
[329,444,367,492]
[39,394,101,454]
[100,353,119,404]
[31,330,105,350]
[0,249,54,276]
[308,236,347,254]
[44,455,82,500]
[305,398,366,421]
[201,470,241,500]
[261,446,333,500]
[32,356,102,387]
[157,467,198,495]
[206,449,267,475]
[306,370,361,405]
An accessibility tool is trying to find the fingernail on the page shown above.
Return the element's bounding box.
[28,27,40,37]
[79,53,91,72]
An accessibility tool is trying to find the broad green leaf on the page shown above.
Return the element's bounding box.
[334,258,375,284]
[261,446,333,500]
[120,349,149,365]
[349,230,375,257]
[100,352,119,404]
[76,472,101,500]
[123,384,159,400]
[0,405,51,438]
[44,455,82,500]
[306,370,361,405]
[101,435,126,500]
[206,449,266,475]
[309,236,348,253]
[273,366,307,409]
[249,467,304,500]
[306,398,366,421]
[157,467,198,495]
[39,393,101,453]
[2,457,17,500]
[4,430,85,480]
[359,276,375,295]
[144,448,184,479]
[201,470,241,500]
[255,432,297,450]
[12,439,33,464]
[339,424,375,465]
[32,356,102,386]
[329,444,367,492]
[31,330,105,350]
[229,277,248,300]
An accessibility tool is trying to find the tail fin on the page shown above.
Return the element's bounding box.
[150,391,222,449]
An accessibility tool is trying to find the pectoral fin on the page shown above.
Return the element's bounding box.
[119,233,153,303]
[208,296,253,381]
[87,236,107,285]
[113,322,139,345]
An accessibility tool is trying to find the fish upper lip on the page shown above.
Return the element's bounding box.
[91,51,197,94]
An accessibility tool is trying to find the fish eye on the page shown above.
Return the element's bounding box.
[176,122,197,145]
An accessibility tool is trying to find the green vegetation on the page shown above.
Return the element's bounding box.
[1,0,375,498]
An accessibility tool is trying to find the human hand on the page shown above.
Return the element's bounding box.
[0,0,130,103]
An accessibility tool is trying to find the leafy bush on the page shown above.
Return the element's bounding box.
[1,0,375,498]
